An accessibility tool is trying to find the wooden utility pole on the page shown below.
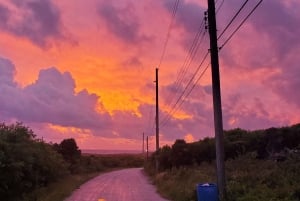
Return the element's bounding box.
[155,68,159,151]
[142,132,145,154]
[155,68,160,172]
[146,136,149,160]
[207,0,226,199]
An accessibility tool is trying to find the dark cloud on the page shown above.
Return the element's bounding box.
[218,0,300,69]
[161,79,211,108]
[222,93,287,130]
[0,58,16,86]
[162,0,207,50]
[250,1,300,57]
[0,0,66,48]
[249,1,300,108]
[98,2,149,44]
[163,0,205,33]
[160,101,214,141]
[159,81,215,140]
[0,4,9,22]
[0,57,111,130]
[267,62,300,107]
[121,56,143,70]
[217,1,300,109]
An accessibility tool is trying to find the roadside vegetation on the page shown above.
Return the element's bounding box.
[0,122,144,201]
[145,124,300,201]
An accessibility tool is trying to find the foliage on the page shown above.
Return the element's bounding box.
[145,123,300,201]
[145,154,300,201]
[0,122,145,201]
[25,172,99,201]
[0,122,69,201]
[53,138,81,173]
[147,124,300,172]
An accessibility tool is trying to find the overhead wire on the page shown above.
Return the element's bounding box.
[161,63,210,128]
[216,0,225,14]
[163,20,207,108]
[158,0,180,68]
[160,14,210,128]
[174,23,206,91]
[219,0,263,49]
[166,62,210,127]
[160,60,210,128]
[160,51,210,127]
[217,0,249,40]
[159,0,264,129]
[148,0,180,135]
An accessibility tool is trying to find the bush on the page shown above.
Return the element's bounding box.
[0,123,69,201]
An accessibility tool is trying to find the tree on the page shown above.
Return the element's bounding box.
[0,122,68,200]
[158,145,172,170]
[57,138,81,173]
[171,139,193,167]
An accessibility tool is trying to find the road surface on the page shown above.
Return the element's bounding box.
[64,168,169,201]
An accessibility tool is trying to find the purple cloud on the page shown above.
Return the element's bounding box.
[0,4,9,22]
[222,93,288,130]
[267,62,300,107]
[218,0,300,69]
[97,1,149,44]
[250,0,300,57]
[0,57,111,130]
[0,58,16,86]
[159,81,215,140]
[0,0,66,48]
[162,0,208,50]
[163,0,205,33]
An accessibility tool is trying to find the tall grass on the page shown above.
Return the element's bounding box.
[145,154,300,201]
[26,173,99,201]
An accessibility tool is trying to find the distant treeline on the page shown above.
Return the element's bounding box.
[0,122,144,201]
[148,124,300,171]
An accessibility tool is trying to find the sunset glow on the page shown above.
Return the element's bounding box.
[1,0,300,150]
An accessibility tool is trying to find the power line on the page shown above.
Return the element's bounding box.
[161,51,209,124]
[217,0,249,40]
[158,0,180,68]
[185,63,210,100]
[160,51,209,127]
[219,0,263,49]
[160,62,210,128]
[139,0,179,135]
[163,21,207,108]
[216,0,225,14]
[175,26,206,91]
[155,0,263,131]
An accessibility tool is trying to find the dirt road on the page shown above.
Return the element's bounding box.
[64,168,169,201]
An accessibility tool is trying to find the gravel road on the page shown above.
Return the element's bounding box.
[64,168,169,201]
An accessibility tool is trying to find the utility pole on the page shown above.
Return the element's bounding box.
[146,136,149,160]
[155,68,159,151]
[207,0,226,200]
[142,132,145,154]
[155,68,159,172]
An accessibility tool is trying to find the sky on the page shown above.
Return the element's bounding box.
[0,0,300,150]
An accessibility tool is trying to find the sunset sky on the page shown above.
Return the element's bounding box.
[0,0,299,150]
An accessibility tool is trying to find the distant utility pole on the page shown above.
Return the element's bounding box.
[207,0,226,200]
[146,136,149,160]
[142,132,145,154]
[155,68,160,172]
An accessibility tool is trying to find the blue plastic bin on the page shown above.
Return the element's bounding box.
[196,183,218,201]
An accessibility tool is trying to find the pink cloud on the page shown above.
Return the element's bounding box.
[97,1,150,44]
[0,57,111,130]
[1,0,300,149]
[0,0,69,48]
